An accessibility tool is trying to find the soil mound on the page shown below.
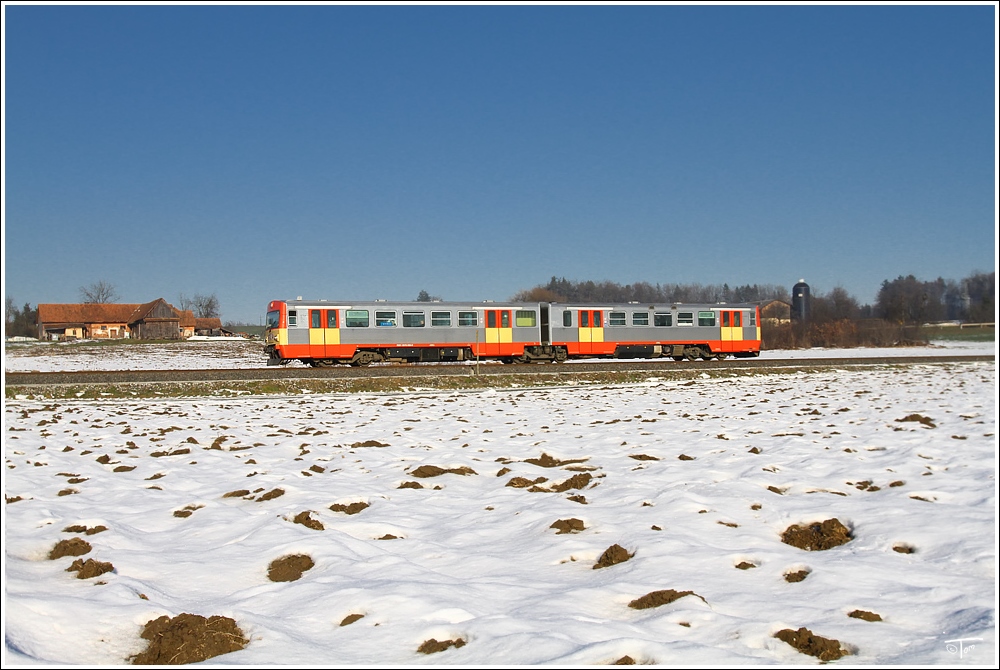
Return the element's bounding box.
[593,543,632,569]
[525,453,587,468]
[268,554,314,582]
[628,589,704,609]
[848,609,882,622]
[784,569,810,583]
[292,511,324,531]
[781,519,852,551]
[774,627,848,661]
[550,518,585,534]
[351,440,389,448]
[896,414,936,428]
[398,481,424,489]
[417,638,466,654]
[330,502,369,515]
[256,488,285,502]
[613,655,636,665]
[223,489,250,498]
[507,476,548,488]
[551,473,592,492]
[340,613,364,626]
[410,465,477,478]
[67,558,114,579]
[49,538,92,560]
[131,613,248,665]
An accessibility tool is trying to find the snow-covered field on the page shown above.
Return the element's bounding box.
[3,355,996,664]
[3,337,995,372]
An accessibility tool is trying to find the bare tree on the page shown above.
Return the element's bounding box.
[192,294,220,318]
[79,280,120,304]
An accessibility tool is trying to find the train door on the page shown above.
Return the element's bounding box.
[578,309,604,354]
[720,310,743,352]
[309,309,341,359]
[484,309,512,356]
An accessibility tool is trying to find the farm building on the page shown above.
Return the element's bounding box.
[36,299,199,341]
[760,299,792,325]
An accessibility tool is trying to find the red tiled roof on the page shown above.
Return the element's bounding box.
[37,303,142,325]
[195,317,222,330]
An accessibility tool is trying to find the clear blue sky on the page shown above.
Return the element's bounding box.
[4,4,996,323]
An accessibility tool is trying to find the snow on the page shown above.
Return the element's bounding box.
[3,350,996,665]
[3,337,995,373]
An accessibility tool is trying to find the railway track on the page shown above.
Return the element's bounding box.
[5,355,992,387]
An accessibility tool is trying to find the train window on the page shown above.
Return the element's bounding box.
[288,310,298,327]
[458,311,478,326]
[266,311,280,329]
[563,311,573,327]
[609,312,626,326]
[677,312,694,326]
[749,311,756,326]
[733,312,741,327]
[431,311,451,327]
[327,311,338,328]
[698,311,715,327]
[654,312,672,327]
[632,312,649,326]
[515,310,537,327]
[375,311,397,327]
[311,310,321,328]
[486,311,496,328]
[345,310,369,327]
[501,311,510,328]
[403,312,425,327]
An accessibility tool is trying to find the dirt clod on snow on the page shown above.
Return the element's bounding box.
[784,569,811,583]
[330,501,369,515]
[67,558,114,579]
[848,609,882,622]
[292,511,324,531]
[267,554,314,582]
[339,613,365,626]
[593,543,632,569]
[781,519,853,551]
[410,465,477,478]
[628,589,704,609]
[550,518,586,534]
[49,538,92,559]
[773,627,848,661]
[417,638,466,654]
[130,613,248,665]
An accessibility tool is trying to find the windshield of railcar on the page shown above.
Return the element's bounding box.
[266,310,280,329]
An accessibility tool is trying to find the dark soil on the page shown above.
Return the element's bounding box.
[130,613,248,665]
[330,501,369,515]
[410,465,477,478]
[267,554,314,582]
[848,610,882,622]
[613,655,636,665]
[417,638,466,654]
[628,589,705,609]
[339,614,365,626]
[781,519,853,551]
[67,558,114,579]
[774,627,848,661]
[550,518,586,534]
[525,453,588,468]
[256,488,285,502]
[893,544,915,554]
[507,476,548,488]
[629,454,659,461]
[567,495,588,504]
[223,489,251,498]
[593,543,632,569]
[735,561,757,570]
[896,414,936,428]
[784,569,811,583]
[49,538,92,559]
[113,465,136,473]
[551,473,593,492]
[63,524,108,535]
[677,454,695,461]
[292,511,324,531]
[351,440,390,448]
[398,481,423,489]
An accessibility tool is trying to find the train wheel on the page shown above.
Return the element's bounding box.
[715,352,728,361]
[684,347,699,362]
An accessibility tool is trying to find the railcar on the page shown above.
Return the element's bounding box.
[263,299,760,366]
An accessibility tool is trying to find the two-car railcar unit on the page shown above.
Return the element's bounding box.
[265,299,761,366]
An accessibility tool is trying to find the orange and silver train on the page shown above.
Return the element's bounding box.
[264,299,761,366]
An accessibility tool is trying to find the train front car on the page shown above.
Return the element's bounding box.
[550,303,761,361]
[264,299,554,366]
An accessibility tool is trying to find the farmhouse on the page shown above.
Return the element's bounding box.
[760,299,792,325]
[36,299,200,341]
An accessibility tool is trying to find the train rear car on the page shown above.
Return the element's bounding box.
[550,303,761,360]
